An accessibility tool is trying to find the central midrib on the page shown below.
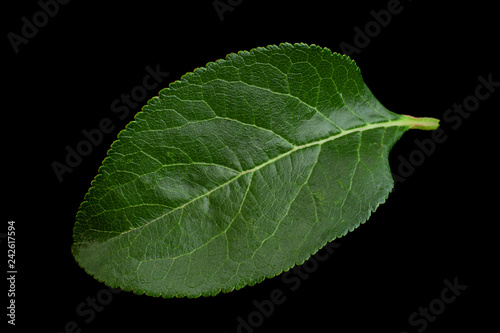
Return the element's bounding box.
[100,116,413,244]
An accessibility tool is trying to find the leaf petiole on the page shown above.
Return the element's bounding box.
[401,115,440,130]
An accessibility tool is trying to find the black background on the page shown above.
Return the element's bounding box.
[4,0,498,332]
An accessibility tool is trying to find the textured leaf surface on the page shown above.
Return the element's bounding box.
[72,43,439,297]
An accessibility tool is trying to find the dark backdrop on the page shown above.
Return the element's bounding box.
[4,1,498,332]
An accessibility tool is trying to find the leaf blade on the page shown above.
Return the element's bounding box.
[72,43,438,297]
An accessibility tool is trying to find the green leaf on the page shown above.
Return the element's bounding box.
[72,43,439,298]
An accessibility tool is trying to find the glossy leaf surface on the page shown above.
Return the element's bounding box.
[72,43,439,297]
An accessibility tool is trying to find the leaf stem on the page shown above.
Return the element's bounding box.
[401,115,440,130]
